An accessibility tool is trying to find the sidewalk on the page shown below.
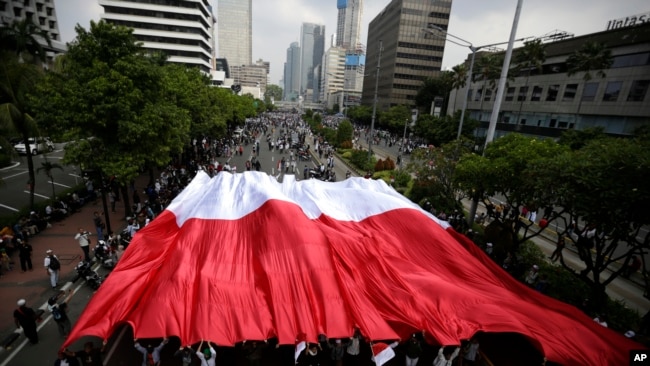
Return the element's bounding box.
[0,190,134,344]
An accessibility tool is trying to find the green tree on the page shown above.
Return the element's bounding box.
[37,160,63,201]
[512,39,546,124]
[378,105,411,132]
[475,53,503,122]
[532,137,650,308]
[448,63,468,114]
[0,52,43,209]
[335,119,353,147]
[0,18,52,63]
[455,134,569,240]
[415,71,453,115]
[32,21,192,216]
[557,126,606,150]
[346,105,372,126]
[264,84,283,105]
[566,41,613,127]
[406,142,470,213]
[413,111,479,146]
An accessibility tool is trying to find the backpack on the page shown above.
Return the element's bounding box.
[51,305,62,320]
[49,255,61,270]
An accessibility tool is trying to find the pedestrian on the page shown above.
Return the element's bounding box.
[134,337,168,366]
[433,346,460,366]
[65,340,107,366]
[462,337,480,366]
[44,249,61,289]
[0,248,12,274]
[48,289,74,337]
[195,340,216,366]
[344,330,361,365]
[549,236,565,262]
[74,228,92,263]
[17,238,33,272]
[109,191,117,213]
[525,265,539,286]
[174,346,194,366]
[93,212,105,240]
[14,299,39,344]
[404,334,423,366]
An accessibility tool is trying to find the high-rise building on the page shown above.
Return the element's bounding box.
[231,59,269,96]
[362,0,451,108]
[100,0,214,73]
[217,0,252,69]
[336,0,363,51]
[300,23,326,103]
[283,42,301,101]
[0,0,67,60]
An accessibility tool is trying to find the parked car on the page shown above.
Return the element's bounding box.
[14,137,55,155]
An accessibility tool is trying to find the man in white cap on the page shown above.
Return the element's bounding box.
[14,299,39,344]
[44,249,61,289]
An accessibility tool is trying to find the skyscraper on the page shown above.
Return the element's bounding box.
[283,42,301,101]
[336,0,363,51]
[0,0,67,60]
[100,0,214,73]
[300,23,326,103]
[362,0,451,108]
[217,0,252,69]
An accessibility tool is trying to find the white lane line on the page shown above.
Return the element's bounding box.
[0,204,19,212]
[48,181,71,188]
[2,171,28,180]
[68,174,81,178]
[23,191,49,199]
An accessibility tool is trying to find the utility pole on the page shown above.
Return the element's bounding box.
[368,40,382,161]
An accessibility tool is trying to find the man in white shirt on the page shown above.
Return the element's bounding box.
[44,249,60,289]
[74,228,91,263]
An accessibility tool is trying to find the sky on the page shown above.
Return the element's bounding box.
[54,0,649,86]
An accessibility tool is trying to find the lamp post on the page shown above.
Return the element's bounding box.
[368,40,383,161]
[422,26,529,140]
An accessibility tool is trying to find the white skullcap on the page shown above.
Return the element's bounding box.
[17,299,26,306]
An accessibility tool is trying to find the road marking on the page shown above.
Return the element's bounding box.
[0,204,19,212]
[48,181,71,188]
[68,173,81,178]
[2,171,28,180]
[23,191,49,199]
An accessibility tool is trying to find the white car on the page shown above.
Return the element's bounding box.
[14,137,55,155]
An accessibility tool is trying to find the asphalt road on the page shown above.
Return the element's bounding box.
[0,145,83,215]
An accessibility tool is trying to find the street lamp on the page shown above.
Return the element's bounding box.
[422,26,529,140]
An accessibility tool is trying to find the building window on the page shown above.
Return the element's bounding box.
[484,89,492,101]
[563,84,578,101]
[46,7,52,16]
[549,119,557,128]
[517,86,529,101]
[546,85,559,101]
[603,81,623,101]
[581,82,599,102]
[467,89,473,101]
[13,7,22,17]
[474,88,482,101]
[558,121,568,128]
[520,118,526,125]
[627,80,650,102]
[531,86,543,101]
[505,87,515,101]
[611,52,650,68]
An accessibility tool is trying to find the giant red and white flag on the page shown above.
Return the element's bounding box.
[64,171,638,365]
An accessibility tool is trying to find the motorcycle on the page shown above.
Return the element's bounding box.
[93,240,116,269]
[72,261,103,290]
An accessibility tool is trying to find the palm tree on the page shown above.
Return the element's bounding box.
[475,53,502,122]
[0,53,43,209]
[566,41,613,128]
[512,39,546,124]
[37,160,63,201]
[0,18,52,63]
[449,63,468,113]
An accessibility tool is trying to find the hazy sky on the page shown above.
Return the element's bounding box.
[54,0,649,85]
